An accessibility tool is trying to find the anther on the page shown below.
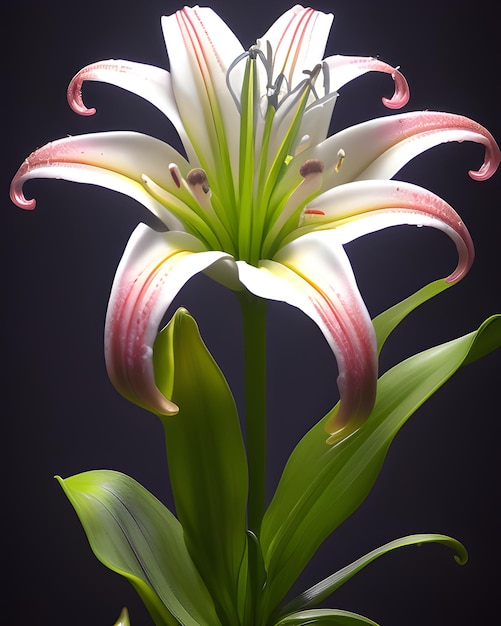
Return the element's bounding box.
[335,149,346,173]
[185,167,214,213]
[169,164,182,188]
[186,168,210,193]
[300,159,324,178]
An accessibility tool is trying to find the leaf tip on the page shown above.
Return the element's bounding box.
[113,606,130,626]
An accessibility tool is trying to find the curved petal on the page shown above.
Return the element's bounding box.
[67,60,197,164]
[325,54,410,109]
[295,54,409,150]
[295,91,339,150]
[299,179,474,283]
[10,131,190,229]
[274,111,500,200]
[105,224,235,414]
[257,6,333,90]
[237,231,377,442]
[162,6,244,184]
[351,111,501,182]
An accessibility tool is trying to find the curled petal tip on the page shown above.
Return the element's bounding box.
[381,65,410,109]
[153,394,180,416]
[466,119,501,180]
[329,55,410,109]
[10,161,36,210]
[67,66,98,115]
[468,140,501,181]
[394,111,501,181]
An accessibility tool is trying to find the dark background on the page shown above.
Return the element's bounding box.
[2,1,500,624]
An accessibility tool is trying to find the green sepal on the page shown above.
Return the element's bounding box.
[274,608,379,625]
[56,470,220,626]
[153,308,248,625]
[259,314,501,616]
[277,533,466,618]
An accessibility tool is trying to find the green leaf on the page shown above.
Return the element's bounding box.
[113,607,130,626]
[153,308,248,624]
[372,279,451,354]
[259,315,501,617]
[278,533,466,618]
[57,470,220,626]
[274,608,379,625]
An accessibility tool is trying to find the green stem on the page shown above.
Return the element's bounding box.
[239,292,268,536]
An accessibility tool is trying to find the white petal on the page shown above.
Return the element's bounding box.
[237,231,377,442]
[303,179,474,283]
[296,91,338,150]
[258,6,333,90]
[105,224,235,414]
[67,59,198,164]
[162,7,244,181]
[324,55,410,109]
[10,132,190,229]
[276,111,500,196]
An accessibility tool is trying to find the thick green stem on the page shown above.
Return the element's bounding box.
[239,292,268,536]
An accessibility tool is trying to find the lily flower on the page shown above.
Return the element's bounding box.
[10,5,500,443]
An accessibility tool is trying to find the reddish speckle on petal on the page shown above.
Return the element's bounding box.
[67,60,134,116]
[304,208,325,215]
[392,111,501,181]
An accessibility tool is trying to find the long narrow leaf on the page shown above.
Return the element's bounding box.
[57,470,220,626]
[260,315,501,616]
[372,279,451,353]
[153,308,248,624]
[275,608,379,625]
[278,533,466,617]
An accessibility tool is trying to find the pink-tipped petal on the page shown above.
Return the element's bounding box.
[412,111,499,181]
[9,131,189,229]
[258,6,333,89]
[278,111,501,195]
[237,231,377,442]
[162,6,244,179]
[105,224,234,414]
[325,55,410,109]
[358,111,500,182]
[67,59,197,162]
[305,179,474,283]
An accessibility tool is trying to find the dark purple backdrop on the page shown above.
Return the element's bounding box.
[3,1,500,624]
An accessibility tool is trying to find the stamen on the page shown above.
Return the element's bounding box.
[226,44,270,112]
[268,72,290,109]
[264,158,325,251]
[186,167,214,212]
[169,163,182,188]
[322,61,330,97]
[335,149,346,173]
[300,158,324,177]
[186,168,210,193]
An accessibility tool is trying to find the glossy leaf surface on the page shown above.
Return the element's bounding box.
[57,470,219,626]
[260,314,501,615]
[275,608,379,625]
[278,533,466,617]
[154,308,248,624]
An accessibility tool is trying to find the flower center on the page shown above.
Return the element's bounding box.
[148,45,336,265]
